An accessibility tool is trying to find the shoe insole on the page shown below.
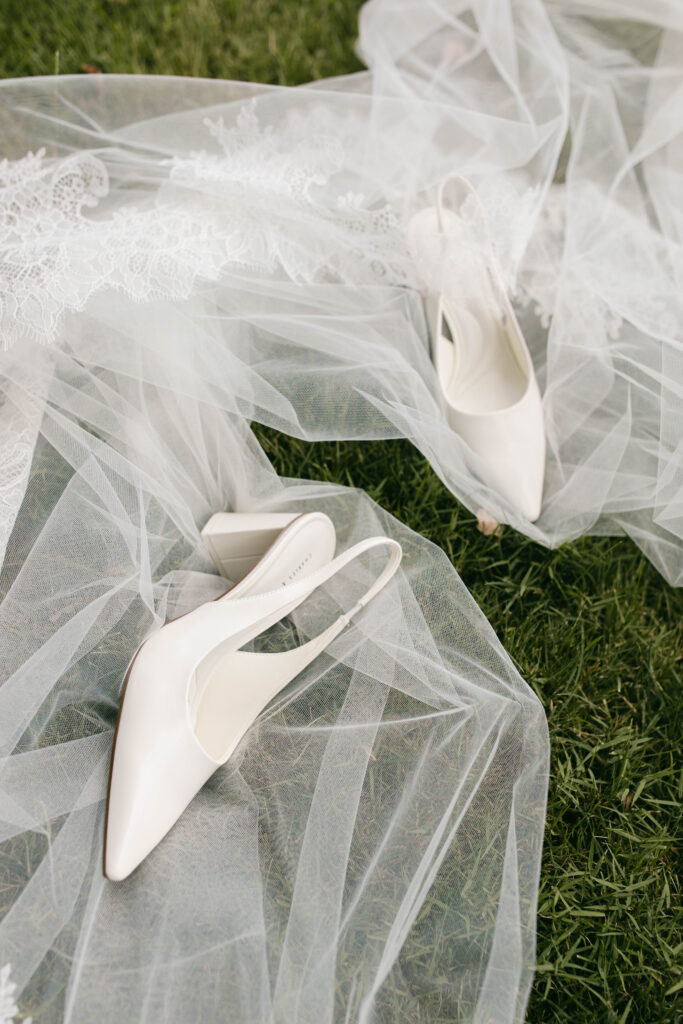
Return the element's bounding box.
[192,513,338,760]
[440,276,527,414]
[194,640,324,762]
[408,205,528,415]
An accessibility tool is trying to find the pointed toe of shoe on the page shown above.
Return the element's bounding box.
[502,402,545,523]
[105,728,216,882]
[486,428,545,522]
[104,750,174,882]
[519,495,542,524]
[478,449,544,522]
[104,774,192,882]
[105,639,218,881]
[511,468,544,523]
[103,841,138,883]
[104,797,147,882]
[448,391,546,523]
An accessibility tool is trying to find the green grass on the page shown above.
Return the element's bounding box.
[0,0,365,83]
[1,2,681,1022]
[255,431,681,1024]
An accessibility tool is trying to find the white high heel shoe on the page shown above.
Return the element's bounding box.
[408,177,545,522]
[104,511,402,881]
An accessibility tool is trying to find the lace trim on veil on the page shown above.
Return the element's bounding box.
[0,964,31,1024]
[0,103,405,347]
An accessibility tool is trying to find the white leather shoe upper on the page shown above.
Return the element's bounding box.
[408,180,546,522]
[104,513,401,881]
[432,289,545,523]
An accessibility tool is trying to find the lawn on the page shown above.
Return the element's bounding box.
[1,1,681,1021]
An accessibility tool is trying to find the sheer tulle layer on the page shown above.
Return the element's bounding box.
[0,1,680,1021]
[1,0,681,578]
[0,328,547,1023]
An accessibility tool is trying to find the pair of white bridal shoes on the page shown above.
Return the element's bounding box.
[105,511,402,881]
[408,177,546,522]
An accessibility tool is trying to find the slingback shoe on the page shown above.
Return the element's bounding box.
[408,177,545,522]
[200,511,333,589]
[104,512,402,881]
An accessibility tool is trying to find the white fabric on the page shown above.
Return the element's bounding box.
[1,4,681,577]
[0,0,680,1021]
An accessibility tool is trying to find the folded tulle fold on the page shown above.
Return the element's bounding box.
[0,0,680,1020]
[1,24,680,575]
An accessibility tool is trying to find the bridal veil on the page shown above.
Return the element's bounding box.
[0,1,680,1021]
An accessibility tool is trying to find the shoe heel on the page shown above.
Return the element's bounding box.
[201,512,302,582]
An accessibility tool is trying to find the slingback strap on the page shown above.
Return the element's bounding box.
[229,535,401,613]
[435,174,508,320]
[194,538,403,746]
[272,536,402,671]
[436,174,487,234]
[219,535,402,656]
[319,537,402,648]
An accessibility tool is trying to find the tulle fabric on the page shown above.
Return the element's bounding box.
[0,331,548,1023]
[1,3,682,581]
[0,0,680,1021]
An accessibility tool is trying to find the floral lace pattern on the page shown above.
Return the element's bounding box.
[171,105,345,199]
[0,366,47,568]
[0,149,109,344]
[521,185,626,341]
[0,964,31,1024]
[0,103,408,347]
